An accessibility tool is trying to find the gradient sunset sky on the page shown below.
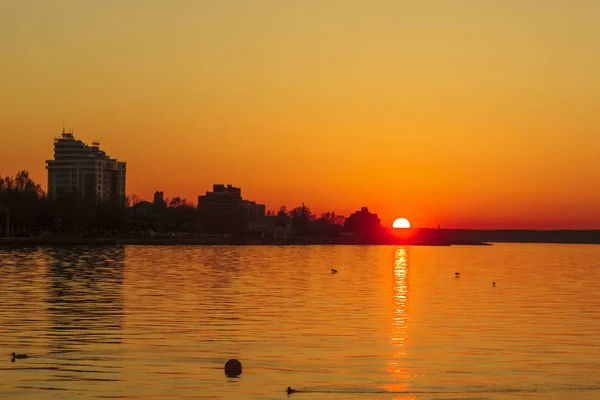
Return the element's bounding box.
[1,1,599,229]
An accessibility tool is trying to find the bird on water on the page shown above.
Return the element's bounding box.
[455,272,460,277]
[287,387,298,394]
[11,352,27,362]
[331,269,338,274]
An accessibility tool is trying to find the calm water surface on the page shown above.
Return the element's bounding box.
[1,244,599,399]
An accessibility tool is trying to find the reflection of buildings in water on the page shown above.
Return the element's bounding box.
[205,246,242,290]
[45,246,125,351]
[387,246,411,389]
[204,246,243,331]
[0,248,49,342]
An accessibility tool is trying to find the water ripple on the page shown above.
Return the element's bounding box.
[1,244,600,399]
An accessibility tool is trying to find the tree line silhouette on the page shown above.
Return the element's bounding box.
[0,170,367,239]
[0,170,129,235]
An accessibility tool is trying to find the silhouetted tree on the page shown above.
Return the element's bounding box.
[91,201,129,233]
[169,197,187,209]
[156,197,195,233]
[0,170,46,235]
[289,204,315,236]
[127,194,141,207]
[277,206,287,218]
[312,211,344,237]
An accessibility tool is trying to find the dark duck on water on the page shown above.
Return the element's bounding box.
[287,387,298,394]
[11,352,28,362]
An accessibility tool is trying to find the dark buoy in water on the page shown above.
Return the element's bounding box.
[224,359,242,377]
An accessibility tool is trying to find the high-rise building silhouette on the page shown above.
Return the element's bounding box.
[46,130,126,204]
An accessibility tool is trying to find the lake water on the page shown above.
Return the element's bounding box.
[1,244,599,399]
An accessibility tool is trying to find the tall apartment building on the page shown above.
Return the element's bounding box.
[46,130,127,204]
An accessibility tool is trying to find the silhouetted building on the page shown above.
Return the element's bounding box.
[197,184,265,234]
[243,200,266,218]
[199,184,242,206]
[131,201,155,220]
[244,214,293,240]
[344,207,382,240]
[153,191,166,208]
[273,218,292,240]
[46,130,126,204]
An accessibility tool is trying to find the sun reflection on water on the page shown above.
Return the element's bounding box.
[385,247,411,393]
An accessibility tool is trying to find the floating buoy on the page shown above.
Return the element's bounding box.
[224,359,242,377]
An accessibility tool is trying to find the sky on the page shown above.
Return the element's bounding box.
[1,0,599,229]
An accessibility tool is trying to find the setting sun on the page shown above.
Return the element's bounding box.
[393,218,411,229]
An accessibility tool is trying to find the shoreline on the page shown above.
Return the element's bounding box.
[0,237,491,247]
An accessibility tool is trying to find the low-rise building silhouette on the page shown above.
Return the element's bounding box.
[344,207,382,241]
[153,191,167,208]
[197,184,266,233]
[273,218,292,240]
[131,201,155,221]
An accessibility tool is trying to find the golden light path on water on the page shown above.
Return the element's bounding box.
[385,247,415,399]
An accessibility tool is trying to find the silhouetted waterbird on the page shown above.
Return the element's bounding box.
[492,282,496,287]
[287,387,298,394]
[331,269,338,274]
[455,272,460,277]
[11,352,27,362]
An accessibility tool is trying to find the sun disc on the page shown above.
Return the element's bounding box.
[393,218,411,229]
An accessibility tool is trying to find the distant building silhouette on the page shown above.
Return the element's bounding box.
[153,191,166,208]
[273,218,292,240]
[131,201,155,220]
[197,184,266,233]
[46,130,126,204]
[344,207,382,240]
[198,184,242,213]
[244,201,266,218]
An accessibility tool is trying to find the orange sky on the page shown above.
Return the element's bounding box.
[1,1,600,229]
